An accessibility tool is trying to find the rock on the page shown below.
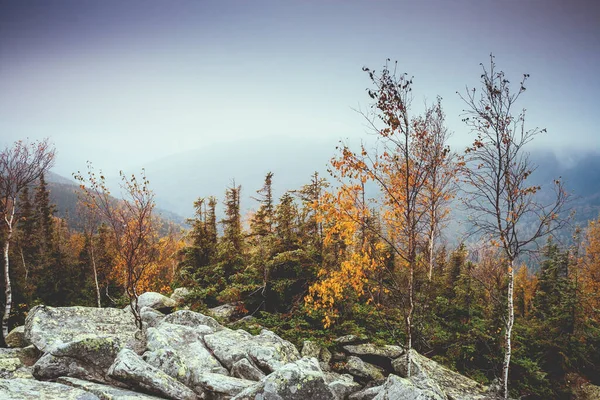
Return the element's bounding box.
[0,357,34,379]
[5,325,29,348]
[248,329,301,373]
[108,349,200,400]
[335,335,368,345]
[373,374,445,400]
[140,307,165,329]
[204,328,300,373]
[327,373,362,399]
[132,292,177,314]
[392,350,490,400]
[57,377,165,399]
[231,358,266,381]
[170,287,191,305]
[302,340,322,358]
[32,336,124,384]
[348,384,384,400]
[25,305,138,353]
[145,322,227,374]
[320,347,333,364]
[576,382,600,400]
[343,344,404,360]
[197,372,255,397]
[208,303,239,321]
[0,378,100,399]
[162,309,223,331]
[346,356,385,382]
[0,346,40,366]
[233,357,337,400]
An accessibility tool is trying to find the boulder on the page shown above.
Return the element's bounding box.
[343,344,404,360]
[231,358,266,381]
[57,377,165,399]
[170,287,191,304]
[108,349,199,400]
[327,373,362,399]
[131,292,177,314]
[392,350,490,400]
[0,346,40,367]
[0,378,100,400]
[143,322,228,392]
[203,328,300,373]
[140,307,165,329]
[0,357,34,379]
[196,372,255,397]
[208,303,239,321]
[345,356,385,382]
[335,335,368,345]
[25,305,137,353]
[373,374,445,400]
[162,309,223,331]
[233,357,337,400]
[32,336,124,384]
[302,340,322,358]
[5,325,29,348]
[247,329,301,372]
[348,384,384,400]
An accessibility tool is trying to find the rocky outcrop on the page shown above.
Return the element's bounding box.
[0,292,503,400]
[233,357,337,400]
[108,348,200,400]
[24,305,138,353]
[5,325,29,348]
[0,378,101,399]
[132,292,178,314]
[170,287,191,305]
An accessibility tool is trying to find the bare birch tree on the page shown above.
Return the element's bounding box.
[459,55,569,398]
[0,139,55,344]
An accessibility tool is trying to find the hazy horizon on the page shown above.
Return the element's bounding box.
[1,0,599,184]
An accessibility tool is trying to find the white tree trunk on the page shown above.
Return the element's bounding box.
[406,262,415,377]
[502,259,515,399]
[2,213,14,341]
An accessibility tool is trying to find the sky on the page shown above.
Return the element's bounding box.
[1,0,599,180]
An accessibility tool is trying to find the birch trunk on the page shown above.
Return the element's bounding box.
[406,261,415,377]
[2,209,15,341]
[90,243,101,308]
[502,259,515,399]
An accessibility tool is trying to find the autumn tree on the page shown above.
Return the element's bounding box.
[74,163,158,330]
[0,139,55,344]
[459,55,569,398]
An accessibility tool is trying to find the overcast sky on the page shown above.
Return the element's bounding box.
[1,0,599,178]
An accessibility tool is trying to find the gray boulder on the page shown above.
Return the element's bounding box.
[343,344,404,360]
[170,287,191,304]
[0,378,100,400]
[204,328,300,373]
[25,305,137,353]
[392,350,490,400]
[345,356,385,382]
[327,373,362,399]
[197,372,255,397]
[57,377,165,399]
[140,307,165,329]
[302,340,322,358]
[162,309,223,331]
[335,335,367,345]
[132,292,177,314]
[5,325,29,348]
[143,322,227,392]
[32,336,124,384]
[0,357,33,379]
[231,358,266,381]
[108,349,200,400]
[233,357,337,400]
[208,303,238,321]
[348,384,384,400]
[373,374,444,400]
[0,346,39,367]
